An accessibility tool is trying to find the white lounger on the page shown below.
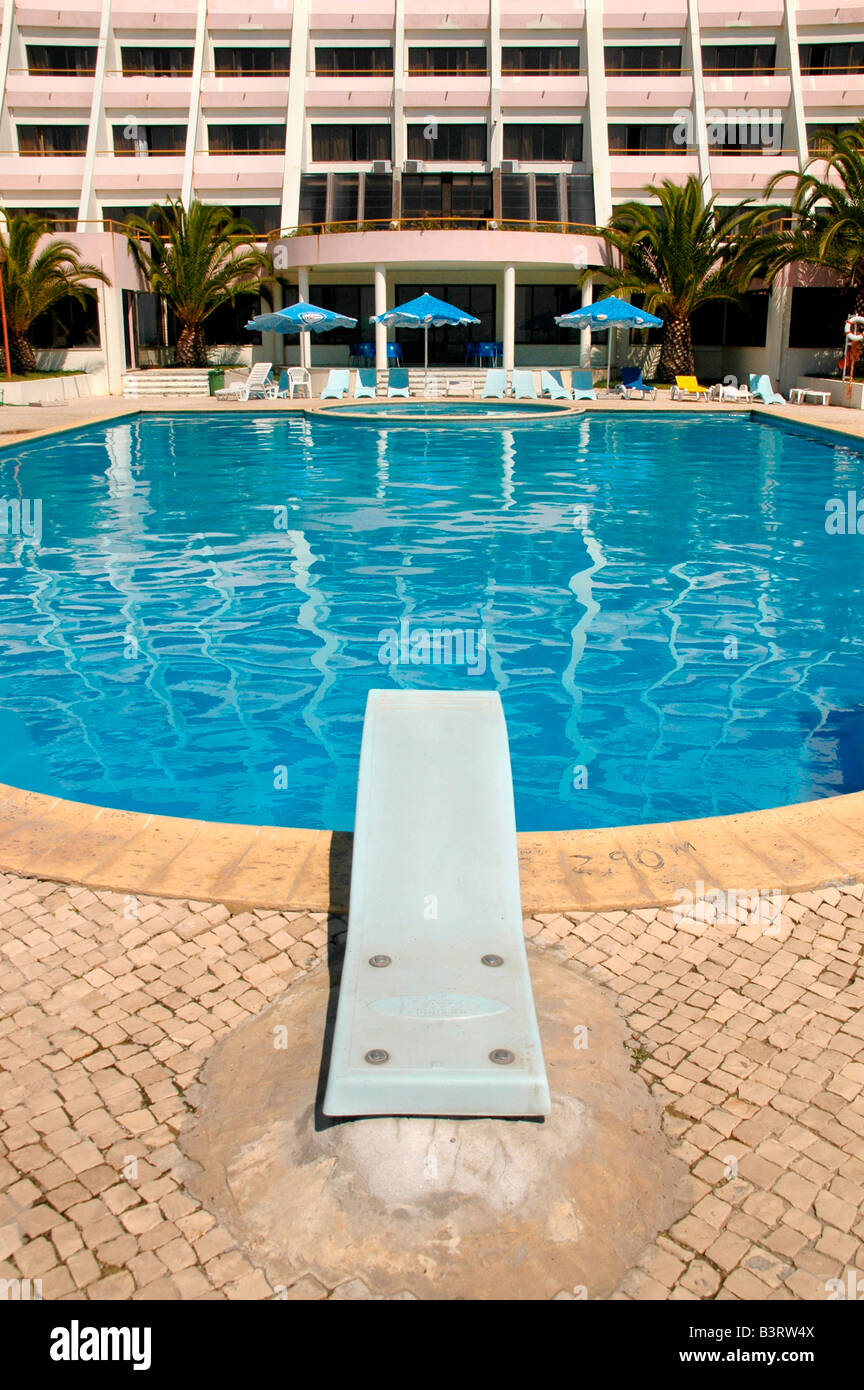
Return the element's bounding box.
[323,690,551,1118]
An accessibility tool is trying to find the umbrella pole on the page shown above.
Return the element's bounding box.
[607,328,613,394]
[424,323,429,397]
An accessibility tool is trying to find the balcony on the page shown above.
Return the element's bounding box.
[708,150,800,194]
[0,153,86,193]
[102,74,192,110]
[702,73,791,108]
[698,0,784,20]
[311,0,396,27]
[192,153,284,192]
[500,0,585,20]
[602,0,688,27]
[207,0,292,25]
[800,71,864,108]
[93,153,186,194]
[4,72,94,110]
[109,0,198,29]
[269,218,605,270]
[404,0,486,26]
[305,76,394,109]
[500,75,587,110]
[200,76,291,111]
[605,74,693,108]
[403,76,491,108]
[14,0,100,22]
[609,149,700,191]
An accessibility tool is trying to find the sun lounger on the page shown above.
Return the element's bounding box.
[214,362,274,400]
[570,370,598,402]
[321,369,351,400]
[749,373,786,405]
[511,369,537,400]
[481,368,507,400]
[618,367,657,399]
[387,368,410,399]
[670,375,708,401]
[540,370,572,401]
[354,368,378,399]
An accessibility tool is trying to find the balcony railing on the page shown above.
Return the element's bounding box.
[271,215,597,239]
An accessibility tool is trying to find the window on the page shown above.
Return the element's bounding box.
[394,282,495,363]
[290,284,375,344]
[501,46,579,75]
[608,124,682,153]
[315,47,393,75]
[299,174,327,229]
[26,44,96,76]
[788,287,852,348]
[799,43,864,74]
[29,293,100,349]
[17,125,88,155]
[207,124,285,154]
[310,125,392,162]
[112,124,187,156]
[701,44,775,75]
[407,124,487,161]
[605,46,682,75]
[8,207,78,231]
[202,293,262,345]
[503,124,583,162]
[120,47,194,76]
[566,174,595,225]
[807,122,860,153]
[408,47,487,75]
[330,173,359,223]
[401,173,492,224]
[516,285,583,344]
[101,205,164,228]
[690,292,769,347]
[135,293,164,348]
[500,173,593,227]
[363,173,393,224]
[213,47,290,76]
[223,205,281,234]
[709,119,782,153]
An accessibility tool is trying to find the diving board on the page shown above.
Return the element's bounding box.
[323,690,551,1118]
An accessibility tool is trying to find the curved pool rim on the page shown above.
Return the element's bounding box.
[2,401,864,914]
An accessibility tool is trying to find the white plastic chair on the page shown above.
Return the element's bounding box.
[279,366,311,399]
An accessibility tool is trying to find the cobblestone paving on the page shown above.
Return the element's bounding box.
[1,871,862,1300]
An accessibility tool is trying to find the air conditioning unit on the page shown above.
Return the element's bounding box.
[500,160,519,174]
[403,160,424,174]
[371,160,392,174]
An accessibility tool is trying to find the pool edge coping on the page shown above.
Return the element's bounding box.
[3,397,864,912]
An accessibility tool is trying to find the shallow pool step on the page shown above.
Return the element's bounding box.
[323,689,551,1118]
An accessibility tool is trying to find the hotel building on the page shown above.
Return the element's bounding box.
[0,0,862,392]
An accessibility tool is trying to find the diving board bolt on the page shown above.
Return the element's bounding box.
[369,955,391,968]
[365,1050,390,1065]
[489,1050,515,1065]
[482,954,504,967]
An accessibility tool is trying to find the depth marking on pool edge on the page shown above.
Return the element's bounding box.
[323,689,551,1118]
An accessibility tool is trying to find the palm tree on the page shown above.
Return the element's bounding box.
[582,177,762,381]
[124,199,270,367]
[0,213,110,375]
[737,119,864,315]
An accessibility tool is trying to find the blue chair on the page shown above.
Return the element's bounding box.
[386,343,403,364]
[571,370,598,402]
[749,373,785,405]
[481,368,507,400]
[354,368,377,399]
[541,370,572,401]
[387,368,410,398]
[511,369,537,400]
[618,367,657,399]
[321,369,351,400]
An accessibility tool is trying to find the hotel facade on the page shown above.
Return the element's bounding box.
[0,0,862,393]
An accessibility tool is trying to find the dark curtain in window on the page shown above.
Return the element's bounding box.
[207,124,285,154]
[315,47,393,75]
[120,47,194,76]
[407,124,487,161]
[113,124,187,155]
[214,48,290,75]
[799,43,864,74]
[501,46,579,75]
[608,125,679,153]
[311,125,392,161]
[503,125,583,161]
[26,45,97,76]
[515,286,583,344]
[701,44,775,75]
[605,46,682,75]
[29,292,100,348]
[18,125,88,155]
[298,175,327,228]
[408,47,487,75]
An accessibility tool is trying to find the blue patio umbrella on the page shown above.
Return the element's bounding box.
[245,299,358,368]
[371,291,480,387]
[555,295,663,392]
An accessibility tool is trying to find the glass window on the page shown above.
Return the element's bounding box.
[17,125,88,155]
[315,47,393,75]
[203,293,261,346]
[26,45,96,76]
[690,291,769,346]
[401,174,443,217]
[101,205,164,228]
[515,285,583,344]
[799,43,864,74]
[701,44,775,75]
[223,205,281,234]
[501,173,531,221]
[807,122,859,153]
[501,46,579,75]
[298,284,375,343]
[566,174,595,225]
[605,46,682,75]
[120,47,194,76]
[608,125,681,153]
[330,174,359,223]
[16,207,79,231]
[362,173,393,224]
[408,47,487,75]
[311,125,392,162]
[534,175,561,222]
[112,124,187,156]
[450,174,493,217]
[788,287,852,347]
[213,48,290,76]
[298,174,327,229]
[207,124,286,154]
[503,124,583,162]
[393,282,495,363]
[29,292,100,348]
[407,124,487,161]
[709,119,782,153]
[400,174,491,223]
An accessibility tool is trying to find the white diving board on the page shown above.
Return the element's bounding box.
[323,690,551,1118]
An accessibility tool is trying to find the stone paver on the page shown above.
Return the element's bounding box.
[0,870,863,1299]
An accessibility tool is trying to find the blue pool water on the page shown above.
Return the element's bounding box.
[1,409,863,831]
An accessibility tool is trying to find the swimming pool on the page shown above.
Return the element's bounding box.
[1,408,863,832]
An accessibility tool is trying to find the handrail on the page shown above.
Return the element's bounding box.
[313,68,395,78]
[609,146,698,155]
[606,68,689,77]
[267,215,598,239]
[10,66,96,77]
[203,66,291,77]
[103,149,187,157]
[105,68,194,78]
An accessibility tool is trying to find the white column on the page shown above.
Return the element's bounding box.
[687,0,712,199]
[584,0,611,226]
[77,0,111,228]
[97,269,126,395]
[489,0,502,168]
[374,264,388,372]
[503,265,516,372]
[282,0,311,229]
[180,0,208,210]
[393,0,406,171]
[298,267,310,368]
[579,276,593,368]
[784,0,808,171]
[765,277,792,393]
